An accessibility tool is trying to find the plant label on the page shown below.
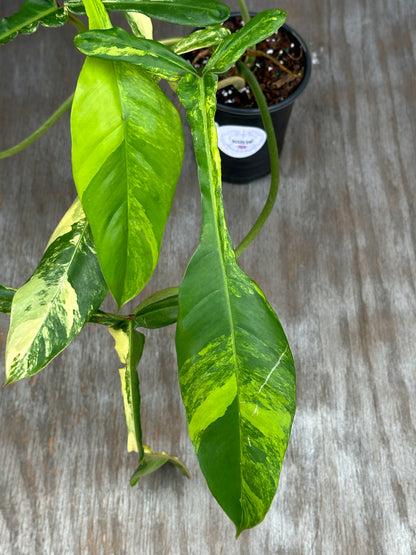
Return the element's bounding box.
[216,124,267,158]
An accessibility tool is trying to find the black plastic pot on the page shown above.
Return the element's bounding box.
[215,22,311,184]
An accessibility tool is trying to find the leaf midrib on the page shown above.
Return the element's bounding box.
[112,61,129,304]
[112,60,157,306]
[197,75,244,516]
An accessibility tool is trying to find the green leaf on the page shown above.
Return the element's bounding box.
[134,294,178,329]
[74,27,197,81]
[0,285,16,314]
[67,0,230,27]
[205,9,286,74]
[0,0,67,44]
[130,445,190,485]
[109,322,145,456]
[171,25,231,56]
[71,54,184,308]
[175,73,296,535]
[5,199,108,384]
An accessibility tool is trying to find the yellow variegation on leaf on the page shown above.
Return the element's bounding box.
[175,69,295,536]
[5,198,108,384]
[109,322,145,455]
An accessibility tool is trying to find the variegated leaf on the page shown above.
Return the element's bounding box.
[171,25,230,56]
[175,73,296,535]
[74,27,197,82]
[130,445,190,485]
[109,322,144,455]
[205,10,286,74]
[0,0,67,45]
[0,285,16,314]
[72,1,184,308]
[66,0,230,27]
[72,45,184,308]
[5,198,108,384]
[108,321,188,480]
[124,11,153,39]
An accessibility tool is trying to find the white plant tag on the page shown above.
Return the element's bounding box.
[216,124,267,159]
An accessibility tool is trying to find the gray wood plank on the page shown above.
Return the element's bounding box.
[1,0,415,553]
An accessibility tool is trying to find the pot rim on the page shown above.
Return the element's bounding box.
[216,20,312,115]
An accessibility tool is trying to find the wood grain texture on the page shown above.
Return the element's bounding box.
[1,0,415,553]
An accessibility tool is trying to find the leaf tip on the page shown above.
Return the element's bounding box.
[235,526,244,539]
[130,473,140,487]
[3,374,14,387]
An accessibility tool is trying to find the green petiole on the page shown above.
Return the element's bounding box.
[233,61,280,258]
[0,93,74,159]
[236,0,251,24]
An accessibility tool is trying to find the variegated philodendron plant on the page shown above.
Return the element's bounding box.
[0,0,295,535]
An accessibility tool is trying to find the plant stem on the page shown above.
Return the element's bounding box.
[68,12,88,33]
[0,93,74,159]
[217,76,245,90]
[236,0,251,24]
[247,49,303,79]
[88,310,131,327]
[234,61,280,258]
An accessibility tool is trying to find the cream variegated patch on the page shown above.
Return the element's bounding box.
[5,316,44,376]
[46,198,85,248]
[59,279,81,332]
[6,276,81,382]
[126,12,153,39]
[119,367,139,453]
[109,326,129,364]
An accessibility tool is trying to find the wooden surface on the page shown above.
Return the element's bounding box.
[1,1,415,553]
